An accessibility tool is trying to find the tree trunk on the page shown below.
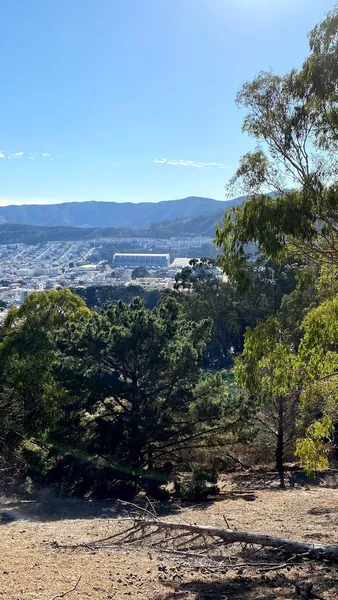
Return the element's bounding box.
[147,447,154,472]
[138,519,338,562]
[130,392,141,495]
[275,396,285,489]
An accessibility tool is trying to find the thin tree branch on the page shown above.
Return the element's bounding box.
[49,575,82,600]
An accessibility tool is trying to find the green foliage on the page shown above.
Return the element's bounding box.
[301,6,338,151]
[174,468,220,502]
[293,298,338,441]
[0,289,89,449]
[214,6,338,282]
[215,9,338,281]
[21,438,50,484]
[279,265,319,347]
[131,266,151,279]
[295,418,333,477]
[72,284,165,310]
[216,185,338,284]
[215,6,338,475]
[235,318,294,397]
[234,316,300,486]
[175,259,240,368]
[4,7,338,493]
[174,258,298,369]
[47,296,234,496]
[0,281,254,498]
[174,258,218,290]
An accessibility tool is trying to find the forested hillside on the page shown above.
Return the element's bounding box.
[0,196,243,228]
[0,200,243,243]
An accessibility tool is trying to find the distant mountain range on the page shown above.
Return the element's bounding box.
[0,196,245,229]
[0,196,247,244]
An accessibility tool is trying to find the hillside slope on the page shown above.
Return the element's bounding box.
[150,207,226,237]
[0,223,146,244]
[0,196,244,228]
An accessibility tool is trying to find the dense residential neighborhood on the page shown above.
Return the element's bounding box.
[0,236,218,308]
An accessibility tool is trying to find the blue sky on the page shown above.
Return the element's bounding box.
[0,0,336,205]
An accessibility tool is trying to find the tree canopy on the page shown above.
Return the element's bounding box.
[52,296,238,495]
[0,290,89,464]
[216,6,338,475]
[0,290,246,498]
[131,266,151,279]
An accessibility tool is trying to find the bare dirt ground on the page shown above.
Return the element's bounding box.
[0,478,337,600]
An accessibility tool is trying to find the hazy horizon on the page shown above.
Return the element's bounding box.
[0,194,234,207]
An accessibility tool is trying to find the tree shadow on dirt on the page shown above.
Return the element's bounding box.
[230,469,338,491]
[184,492,258,513]
[0,495,183,523]
[1,467,337,523]
[152,570,338,600]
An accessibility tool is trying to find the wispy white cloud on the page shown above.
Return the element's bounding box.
[2,150,54,161]
[8,151,24,159]
[153,157,228,169]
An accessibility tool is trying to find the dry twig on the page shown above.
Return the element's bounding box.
[118,499,160,520]
[49,575,82,600]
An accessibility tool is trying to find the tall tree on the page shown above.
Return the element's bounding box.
[54,297,239,496]
[234,318,299,487]
[175,259,240,367]
[175,258,298,368]
[294,297,338,473]
[215,7,338,474]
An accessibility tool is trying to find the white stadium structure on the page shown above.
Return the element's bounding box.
[113,253,170,268]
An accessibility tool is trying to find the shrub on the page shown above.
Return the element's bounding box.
[174,468,220,502]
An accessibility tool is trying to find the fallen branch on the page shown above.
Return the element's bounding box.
[137,519,338,562]
[49,575,82,600]
[150,531,193,548]
[84,524,137,546]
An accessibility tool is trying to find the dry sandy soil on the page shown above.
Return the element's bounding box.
[0,478,337,600]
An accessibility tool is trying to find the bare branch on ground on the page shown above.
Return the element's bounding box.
[49,575,82,600]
